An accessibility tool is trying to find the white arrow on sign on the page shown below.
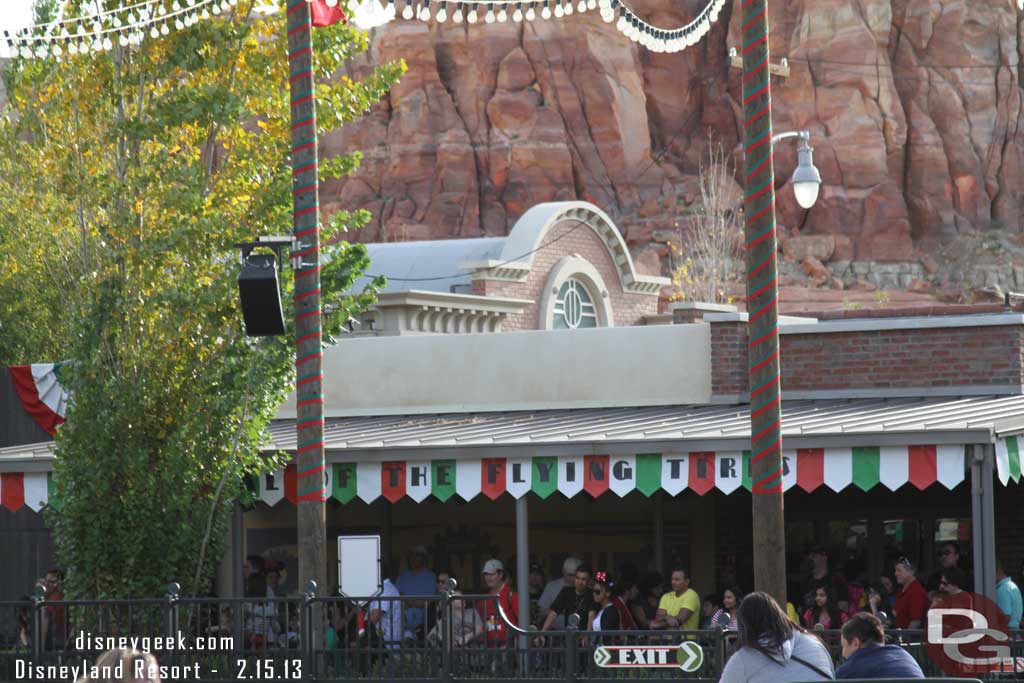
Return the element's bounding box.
[678,641,704,672]
[593,647,611,667]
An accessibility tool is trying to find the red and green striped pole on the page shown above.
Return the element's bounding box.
[741,0,787,602]
[287,0,328,601]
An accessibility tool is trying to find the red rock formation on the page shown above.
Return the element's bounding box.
[324,0,1024,262]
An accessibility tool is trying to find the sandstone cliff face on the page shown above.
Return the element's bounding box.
[324,0,1024,263]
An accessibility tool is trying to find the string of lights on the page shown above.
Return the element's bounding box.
[347,0,727,53]
[3,0,239,60]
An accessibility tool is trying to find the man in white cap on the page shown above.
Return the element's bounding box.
[473,558,518,647]
[538,557,581,629]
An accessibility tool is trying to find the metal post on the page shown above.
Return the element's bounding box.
[302,580,318,677]
[515,497,530,668]
[32,585,44,663]
[742,0,787,603]
[972,445,998,600]
[286,0,327,649]
[565,617,577,682]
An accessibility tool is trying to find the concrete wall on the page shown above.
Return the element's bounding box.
[278,324,712,418]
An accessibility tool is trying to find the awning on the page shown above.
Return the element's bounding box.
[252,445,966,506]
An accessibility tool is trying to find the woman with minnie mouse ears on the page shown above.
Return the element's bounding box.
[588,572,621,632]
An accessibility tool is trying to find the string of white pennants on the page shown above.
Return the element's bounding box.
[254,445,967,506]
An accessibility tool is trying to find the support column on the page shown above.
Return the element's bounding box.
[653,492,665,575]
[516,496,530,633]
[741,0,787,603]
[971,444,998,600]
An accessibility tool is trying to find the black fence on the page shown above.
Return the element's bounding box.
[1,586,1023,682]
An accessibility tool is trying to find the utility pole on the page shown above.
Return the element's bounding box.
[286,0,327,611]
[741,0,787,602]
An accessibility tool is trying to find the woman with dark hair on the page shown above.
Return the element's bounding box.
[588,572,621,631]
[630,572,663,629]
[719,591,834,683]
[803,587,847,631]
[710,587,743,630]
[864,582,893,627]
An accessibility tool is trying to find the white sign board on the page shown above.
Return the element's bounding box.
[337,535,381,598]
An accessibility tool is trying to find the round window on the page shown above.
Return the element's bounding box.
[553,279,598,329]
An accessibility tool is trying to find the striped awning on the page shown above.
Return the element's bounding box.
[253,445,966,506]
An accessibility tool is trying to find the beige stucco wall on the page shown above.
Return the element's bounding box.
[277,324,711,418]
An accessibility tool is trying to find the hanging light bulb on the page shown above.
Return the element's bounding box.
[453,3,464,22]
[576,0,586,12]
[436,3,447,21]
[402,1,415,18]
[467,4,478,22]
[484,7,495,22]
[119,32,129,46]
[600,7,612,21]
[563,1,571,15]
[157,3,167,14]
[586,0,596,8]
[172,0,182,10]
[541,3,551,18]
[112,14,123,28]
[525,3,535,19]
[212,2,222,13]
[68,41,79,55]
[53,43,63,56]
[512,4,523,21]
[161,22,170,35]
[150,25,160,38]
[35,44,47,58]
[497,5,508,21]
[554,2,564,17]
[79,39,90,53]
[419,4,431,20]
[175,18,185,29]
[201,7,211,18]
[103,36,113,50]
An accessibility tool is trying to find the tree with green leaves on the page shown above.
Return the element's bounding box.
[0,1,404,598]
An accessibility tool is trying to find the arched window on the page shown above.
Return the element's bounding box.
[552,278,598,329]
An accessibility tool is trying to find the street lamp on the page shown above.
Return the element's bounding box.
[771,130,821,210]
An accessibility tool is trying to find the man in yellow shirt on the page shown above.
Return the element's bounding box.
[652,568,700,630]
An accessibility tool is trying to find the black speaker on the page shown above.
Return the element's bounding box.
[238,253,286,336]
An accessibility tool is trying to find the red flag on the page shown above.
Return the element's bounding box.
[688,452,715,496]
[382,461,407,502]
[796,448,824,492]
[284,464,298,504]
[1,473,25,512]
[908,445,938,490]
[481,458,506,500]
[309,0,348,26]
[583,455,609,498]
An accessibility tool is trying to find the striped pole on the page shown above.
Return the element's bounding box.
[741,0,787,602]
[287,0,327,604]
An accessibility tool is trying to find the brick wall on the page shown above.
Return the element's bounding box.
[709,312,1024,397]
[475,220,659,329]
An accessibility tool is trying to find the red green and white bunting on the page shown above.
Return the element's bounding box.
[9,363,70,435]
[996,436,1023,485]
[248,445,967,506]
[0,472,57,512]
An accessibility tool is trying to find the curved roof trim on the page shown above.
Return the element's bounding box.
[498,201,669,294]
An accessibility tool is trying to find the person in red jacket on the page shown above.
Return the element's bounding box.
[893,558,928,629]
[475,559,518,646]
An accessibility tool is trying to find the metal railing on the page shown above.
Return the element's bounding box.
[2,585,1023,682]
